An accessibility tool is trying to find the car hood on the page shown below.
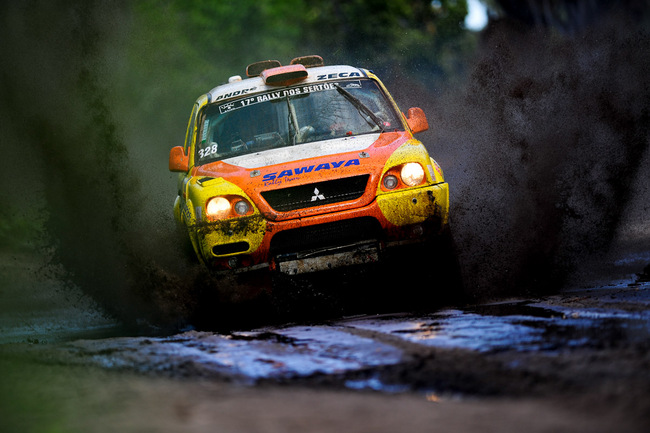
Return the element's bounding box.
[217,133,381,169]
[192,131,417,220]
[193,131,411,181]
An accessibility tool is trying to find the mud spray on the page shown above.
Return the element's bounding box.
[1,2,648,329]
[424,5,650,301]
[0,1,205,328]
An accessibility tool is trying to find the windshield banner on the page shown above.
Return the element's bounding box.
[218,81,362,115]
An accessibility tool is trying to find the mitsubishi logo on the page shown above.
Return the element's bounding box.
[311,187,325,202]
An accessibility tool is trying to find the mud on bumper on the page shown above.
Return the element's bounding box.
[204,183,449,275]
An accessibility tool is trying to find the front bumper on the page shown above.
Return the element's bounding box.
[193,182,449,274]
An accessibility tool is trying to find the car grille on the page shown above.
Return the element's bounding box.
[269,216,383,257]
[261,175,369,212]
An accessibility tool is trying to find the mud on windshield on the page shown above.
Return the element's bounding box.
[195,79,403,165]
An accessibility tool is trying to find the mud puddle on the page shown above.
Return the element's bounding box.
[25,280,649,397]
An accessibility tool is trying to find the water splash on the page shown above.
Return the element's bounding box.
[428,9,650,300]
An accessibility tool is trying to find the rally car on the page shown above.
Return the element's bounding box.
[169,55,452,278]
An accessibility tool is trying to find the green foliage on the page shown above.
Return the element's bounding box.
[298,0,471,81]
[0,0,479,257]
[127,0,475,95]
[112,0,478,166]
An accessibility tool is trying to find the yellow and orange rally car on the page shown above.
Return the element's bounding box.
[169,56,450,277]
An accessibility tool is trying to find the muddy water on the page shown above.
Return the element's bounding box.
[19,279,647,395]
[2,250,649,432]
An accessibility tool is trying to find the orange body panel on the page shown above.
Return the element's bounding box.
[170,60,450,274]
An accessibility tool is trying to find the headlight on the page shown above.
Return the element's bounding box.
[401,163,425,187]
[205,196,253,220]
[234,199,250,215]
[382,174,399,190]
[206,197,231,219]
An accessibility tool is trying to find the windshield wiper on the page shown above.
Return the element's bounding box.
[334,84,385,132]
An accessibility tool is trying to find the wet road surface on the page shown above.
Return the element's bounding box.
[2,255,650,432]
[24,279,649,397]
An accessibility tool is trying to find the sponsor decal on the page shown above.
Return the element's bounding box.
[216,79,364,115]
[213,87,257,102]
[181,201,192,222]
[211,72,363,103]
[262,158,361,183]
[316,72,363,80]
[218,83,337,115]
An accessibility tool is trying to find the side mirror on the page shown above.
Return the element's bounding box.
[169,146,189,172]
[405,107,429,134]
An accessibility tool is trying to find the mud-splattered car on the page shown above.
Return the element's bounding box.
[169,56,453,280]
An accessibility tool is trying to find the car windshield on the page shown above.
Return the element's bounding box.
[195,79,403,165]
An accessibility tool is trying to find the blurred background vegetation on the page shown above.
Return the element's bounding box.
[0,0,484,320]
[119,0,476,153]
[1,0,648,317]
[0,0,478,252]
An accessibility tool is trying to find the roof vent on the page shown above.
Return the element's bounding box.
[290,55,324,68]
[246,60,282,77]
[261,64,308,86]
